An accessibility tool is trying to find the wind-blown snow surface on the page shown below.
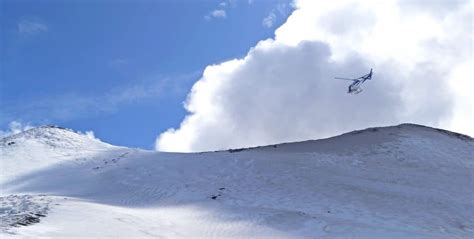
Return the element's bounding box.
[0,124,473,238]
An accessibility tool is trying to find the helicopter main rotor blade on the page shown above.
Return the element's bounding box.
[335,77,355,81]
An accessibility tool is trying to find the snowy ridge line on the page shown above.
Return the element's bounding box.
[0,124,116,150]
[2,123,471,151]
[0,125,70,141]
[211,123,473,154]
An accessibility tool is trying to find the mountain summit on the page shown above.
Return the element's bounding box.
[1,124,473,238]
[1,125,110,149]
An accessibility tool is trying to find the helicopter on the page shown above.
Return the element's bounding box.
[335,69,373,94]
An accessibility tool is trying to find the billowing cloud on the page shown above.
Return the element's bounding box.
[157,0,473,152]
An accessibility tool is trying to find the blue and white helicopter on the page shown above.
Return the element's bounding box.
[335,69,373,94]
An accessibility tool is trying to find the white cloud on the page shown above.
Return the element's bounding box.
[156,0,473,152]
[0,121,34,138]
[212,10,227,18]
[78,130,103,142]
[205,0,239,20]
[206,10,227,20]
[18,19,48,34]
[262,12,277,28]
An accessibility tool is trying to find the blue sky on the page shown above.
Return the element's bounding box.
[1,0,293,148]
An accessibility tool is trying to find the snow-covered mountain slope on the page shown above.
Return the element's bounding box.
[0,125,120,183]
[0,124,473,238]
